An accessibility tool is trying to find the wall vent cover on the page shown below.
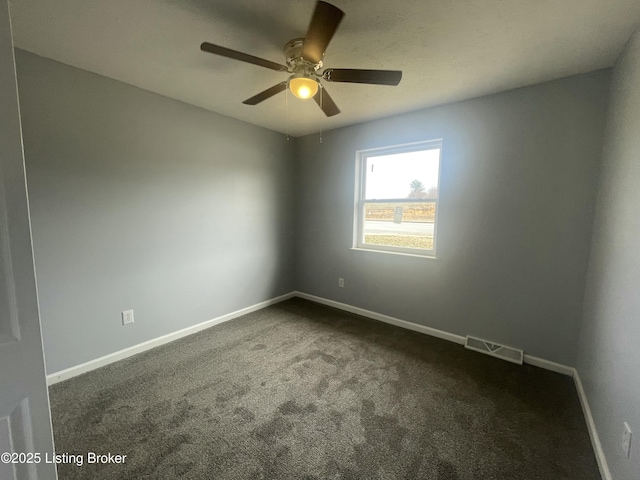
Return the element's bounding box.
[464,336,523,365]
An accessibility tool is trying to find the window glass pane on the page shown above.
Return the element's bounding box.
[365,148,440,200]
[363,201,436,251]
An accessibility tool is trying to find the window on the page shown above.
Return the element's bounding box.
[354,140,442,257]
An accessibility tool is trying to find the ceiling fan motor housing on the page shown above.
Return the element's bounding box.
[284,38,322,99]
[284,38,322,74]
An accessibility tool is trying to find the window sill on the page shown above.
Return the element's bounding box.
[350,247,437,260]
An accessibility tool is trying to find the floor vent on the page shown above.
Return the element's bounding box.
[464,336,524,365]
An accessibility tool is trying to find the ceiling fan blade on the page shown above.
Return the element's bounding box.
[201,42,287,72]
[323,69,402,86]
[301,1,345,64]
[242,82,288,105]
[313,86,340,117]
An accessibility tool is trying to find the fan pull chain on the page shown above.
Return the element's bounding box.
[319,86,323,144]
[285,86,290,141]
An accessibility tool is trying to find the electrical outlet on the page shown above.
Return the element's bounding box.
[622,422,632,458]
[338,278,344,288]
[122,309,134,326]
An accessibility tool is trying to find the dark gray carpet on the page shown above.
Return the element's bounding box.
[49,298,600,479]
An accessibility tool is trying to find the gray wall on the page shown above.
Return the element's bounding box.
[13,47,614,375]
[295,71,610,366]
[576,28,640,480]
[15,50,296,374]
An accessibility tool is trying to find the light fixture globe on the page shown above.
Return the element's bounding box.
[289,75,319,100]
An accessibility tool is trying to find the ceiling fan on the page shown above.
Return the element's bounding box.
[200,1,402,117]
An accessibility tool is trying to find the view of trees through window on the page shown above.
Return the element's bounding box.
[358,142,441,254]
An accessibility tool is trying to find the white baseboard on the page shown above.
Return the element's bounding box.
[573,370,612,480]
[294,291,467,345]
[46,291,296,385]
[47,290,576,384]
[522,354,575,376]
[294,291,576,375]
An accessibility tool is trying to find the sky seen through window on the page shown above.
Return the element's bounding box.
[365,149,440,200]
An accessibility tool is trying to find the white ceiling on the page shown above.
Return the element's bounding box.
[8,0,640,137]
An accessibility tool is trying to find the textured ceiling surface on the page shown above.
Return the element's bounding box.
[8,0,640,137]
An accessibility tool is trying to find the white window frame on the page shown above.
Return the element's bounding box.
[353,139,442,258]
